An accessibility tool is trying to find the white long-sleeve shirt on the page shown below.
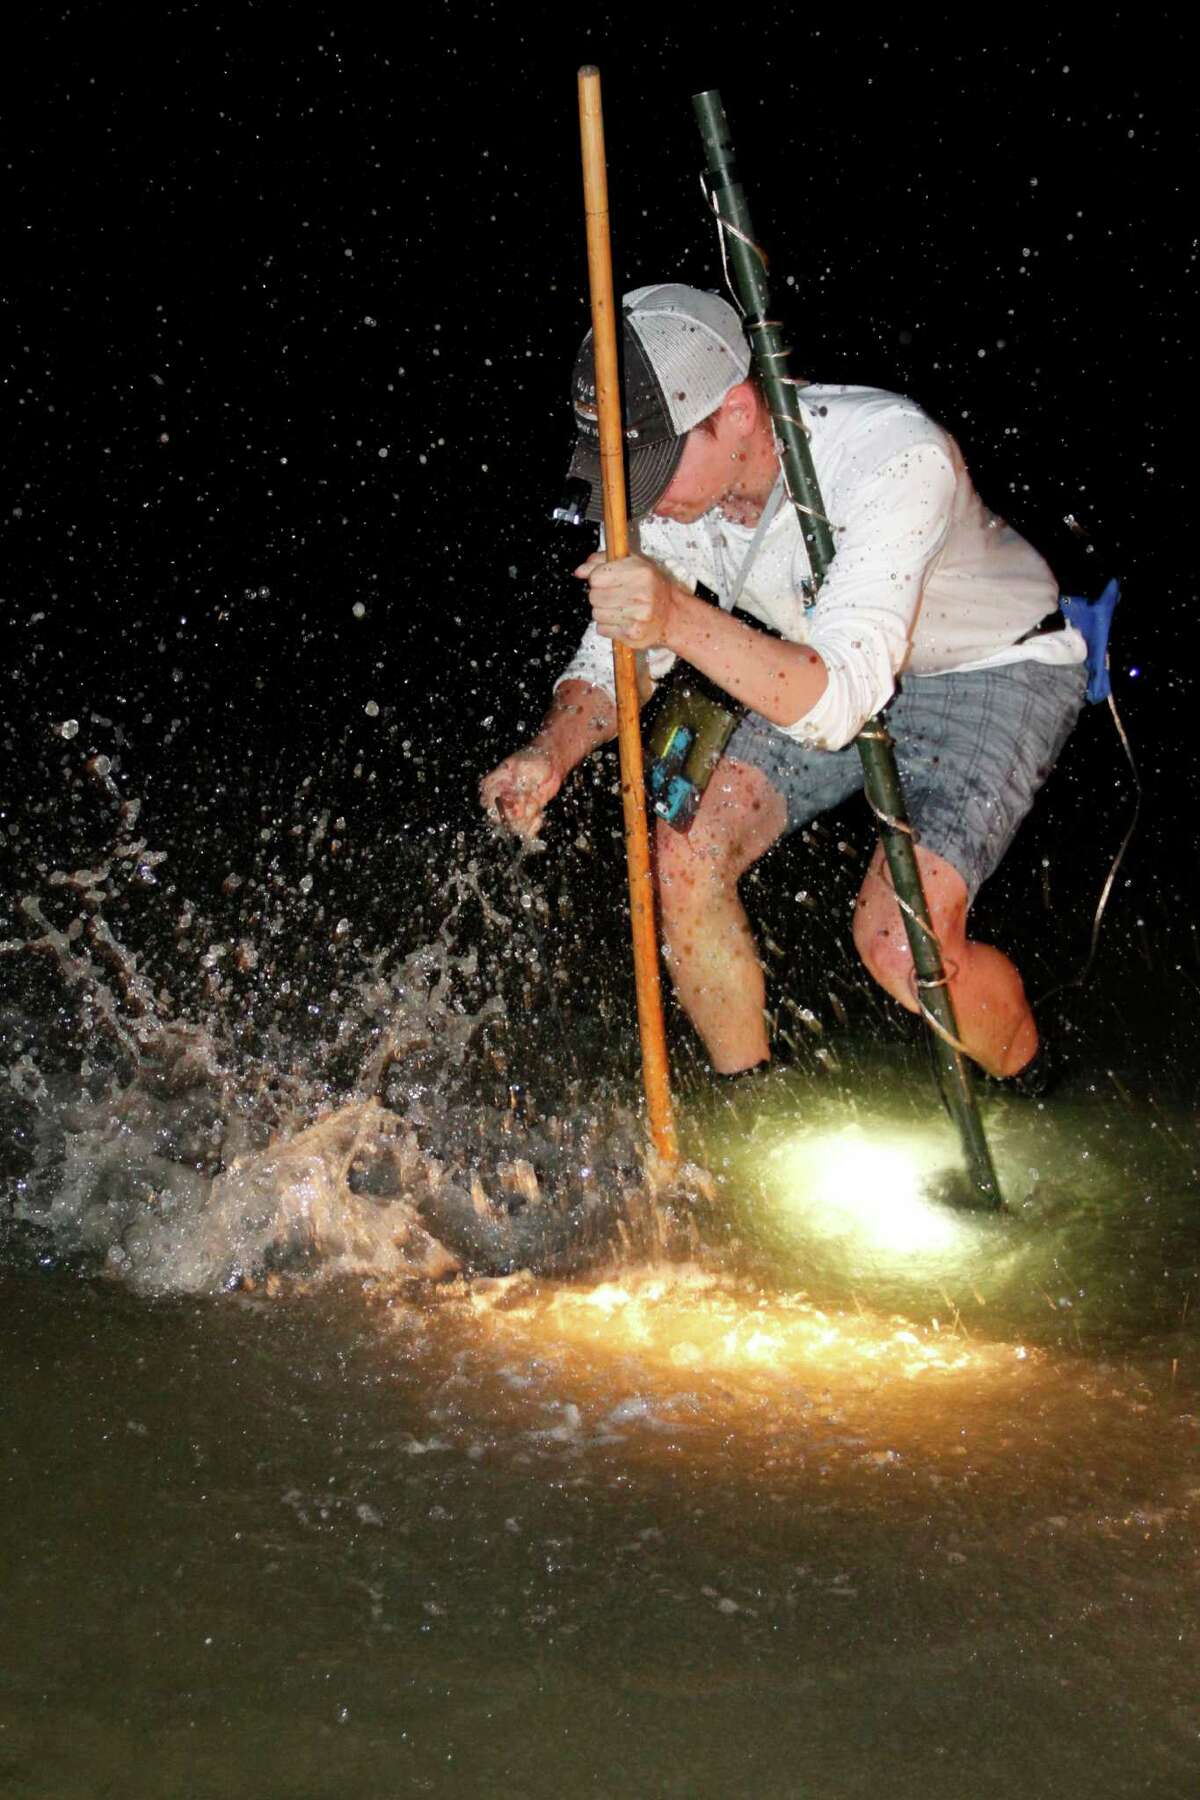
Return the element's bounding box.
[556,383,1087,750]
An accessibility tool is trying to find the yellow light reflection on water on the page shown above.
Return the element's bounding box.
[469,1268,1030,1386]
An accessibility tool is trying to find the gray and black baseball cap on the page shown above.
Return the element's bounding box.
[566,283,752,522]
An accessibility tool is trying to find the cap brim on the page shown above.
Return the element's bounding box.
[566,432,685,525]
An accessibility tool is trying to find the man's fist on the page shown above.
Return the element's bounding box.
[574,551,679,652]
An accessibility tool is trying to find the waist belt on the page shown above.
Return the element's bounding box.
[1018,611,1066,640]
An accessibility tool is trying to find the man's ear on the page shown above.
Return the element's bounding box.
[721,380,759,434]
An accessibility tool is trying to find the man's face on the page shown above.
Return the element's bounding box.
[647,385,757,524]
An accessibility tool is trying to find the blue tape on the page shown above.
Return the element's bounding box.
[654,773,700,827]
[1060,577,1121,704]
[649,724,701,824]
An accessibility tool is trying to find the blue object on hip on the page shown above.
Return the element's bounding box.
[1060,578,1121,704]
[648,722,701,827]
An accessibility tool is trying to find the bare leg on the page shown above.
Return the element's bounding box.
[655,758,788,1074]
[851,844,1037,1077]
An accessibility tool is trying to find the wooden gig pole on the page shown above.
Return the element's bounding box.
[576,66,678,1170]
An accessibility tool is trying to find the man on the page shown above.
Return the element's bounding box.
[480,284,1086,1082]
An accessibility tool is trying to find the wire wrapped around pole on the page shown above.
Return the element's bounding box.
[692,88,1003,1209]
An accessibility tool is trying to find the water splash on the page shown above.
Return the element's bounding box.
[2,819,699,1296]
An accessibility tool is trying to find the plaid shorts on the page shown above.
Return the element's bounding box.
[725,659,1087,901]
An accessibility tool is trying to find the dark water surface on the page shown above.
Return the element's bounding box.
[5,1066,1199,1798]
[2,723,1196,1798]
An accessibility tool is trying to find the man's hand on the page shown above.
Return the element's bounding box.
[479,747,562,839]
[574,551,680,652]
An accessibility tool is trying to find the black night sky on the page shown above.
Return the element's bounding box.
[3,7,1196,1011]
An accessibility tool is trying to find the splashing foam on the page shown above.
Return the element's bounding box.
[4,845,673,1295]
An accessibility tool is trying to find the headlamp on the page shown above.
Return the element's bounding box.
[550,476,592,528]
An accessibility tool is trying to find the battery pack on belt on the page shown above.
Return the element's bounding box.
[646,684,741,830]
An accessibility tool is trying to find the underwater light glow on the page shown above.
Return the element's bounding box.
[765,1124,966,1257]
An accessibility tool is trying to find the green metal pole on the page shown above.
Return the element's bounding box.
[692,88,1003,1210]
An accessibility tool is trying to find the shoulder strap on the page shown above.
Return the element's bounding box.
[711,470,787,611]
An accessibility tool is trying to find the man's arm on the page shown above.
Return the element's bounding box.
[658,588,829,726]
[579,442,958,748]
[576,553,829,728]
[529,678,620,767]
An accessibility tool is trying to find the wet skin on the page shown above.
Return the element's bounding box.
[481,384,1039,1077]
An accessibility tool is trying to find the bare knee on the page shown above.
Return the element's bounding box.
[852,907,918,1005]
[852,852,969,1008]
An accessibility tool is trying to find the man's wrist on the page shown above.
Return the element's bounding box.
[659,577,686,653]
[661,583,702,660]
[527,726,567,778]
